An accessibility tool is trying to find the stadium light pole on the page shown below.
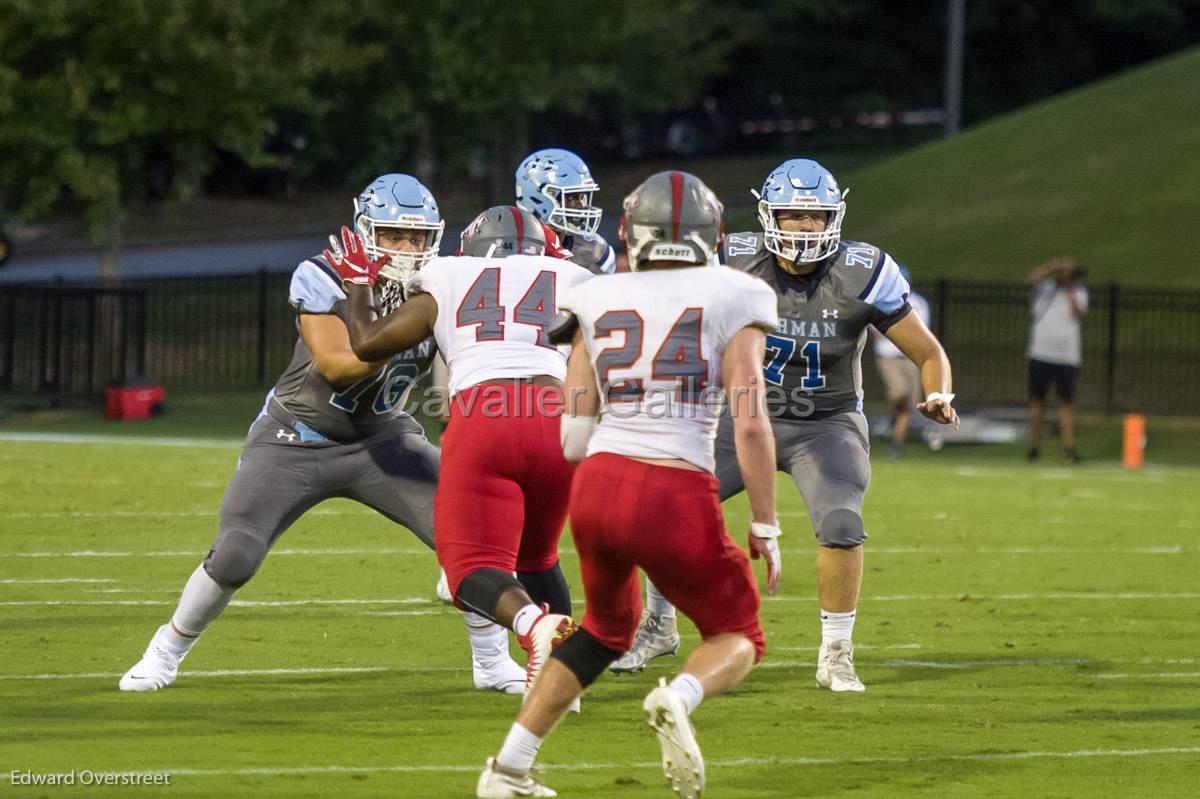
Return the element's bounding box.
[944,0,965,137]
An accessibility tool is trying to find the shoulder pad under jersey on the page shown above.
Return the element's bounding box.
[831,241,909,312]
[722,231,771,274]
[567,232,615,275]
[289,255,345,314]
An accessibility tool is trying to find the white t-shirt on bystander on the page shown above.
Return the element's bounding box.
[1027,279,1088,366]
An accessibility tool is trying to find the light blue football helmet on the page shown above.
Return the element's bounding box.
[353,174,445,286]
[515,148,601,237]
[754,158,847,264]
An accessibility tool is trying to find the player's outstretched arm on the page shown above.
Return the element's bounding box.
[321,225,439,362]
[723,325,782,595]
[343,287,437,363]
[883,312,960,428]
[560,328,599,463]
[300,314,388,386]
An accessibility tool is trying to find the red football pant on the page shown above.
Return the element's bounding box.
[568,452,766,660]
[435,383,574,600]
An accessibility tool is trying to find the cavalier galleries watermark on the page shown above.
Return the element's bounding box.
[391,381,820,420]
[9,770,171,788]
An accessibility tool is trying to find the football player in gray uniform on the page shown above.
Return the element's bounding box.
[618,159,959,692]
[515,148,617,275]
[118,174,526,695]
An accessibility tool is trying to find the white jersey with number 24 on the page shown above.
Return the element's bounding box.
[560,265,779,472]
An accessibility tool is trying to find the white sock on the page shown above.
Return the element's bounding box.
[820,609,856,646]
[668,673,705,715]
[167,565,235,650]
[646,580,675,619]
[496,723,543,773]
[512,603,544,638]
[464,612,511,665]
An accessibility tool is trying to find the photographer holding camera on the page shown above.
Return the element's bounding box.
[1025,257,1088,462]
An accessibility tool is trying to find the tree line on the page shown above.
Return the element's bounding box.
[1,0,1195,275]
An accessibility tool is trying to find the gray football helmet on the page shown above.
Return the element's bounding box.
[620,171,723,270]
[459,205,548,258]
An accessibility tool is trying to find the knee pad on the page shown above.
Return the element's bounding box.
[816,509,867,549]
[456,567,524,620]
[517,562,571,616]
[550,628,623,689]
[203,530,269,589]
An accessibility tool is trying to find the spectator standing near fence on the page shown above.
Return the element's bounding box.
[1026,257,1088,463]
[872,266,931,456]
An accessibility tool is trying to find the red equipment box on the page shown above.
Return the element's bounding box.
[105,385,165,420]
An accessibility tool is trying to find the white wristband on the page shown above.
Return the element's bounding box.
[925,392,956,405]
[750,522,782,539]
[559,414,597,462]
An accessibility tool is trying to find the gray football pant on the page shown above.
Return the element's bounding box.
[713,410,871,549]
[203,414,438,588]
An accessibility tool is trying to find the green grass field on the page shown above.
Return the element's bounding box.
[2,417,1198,798]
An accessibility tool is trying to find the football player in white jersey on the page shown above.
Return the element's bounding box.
[326,206,594,695]
[476,171,781,799]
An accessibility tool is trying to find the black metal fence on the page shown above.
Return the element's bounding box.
[2,274,1198,415]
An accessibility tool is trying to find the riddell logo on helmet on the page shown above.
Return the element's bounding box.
[647,244,695,260]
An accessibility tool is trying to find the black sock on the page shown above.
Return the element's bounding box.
[518,563,571,616]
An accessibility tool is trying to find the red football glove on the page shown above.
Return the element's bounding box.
[748,521,782,596]
[323,226,389,288]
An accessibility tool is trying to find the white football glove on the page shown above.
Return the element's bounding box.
[748,521,782,596]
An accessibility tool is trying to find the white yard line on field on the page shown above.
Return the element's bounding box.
[2,507,376,519]
[0,432,242,449]
[7,548,429,558]
[951,465,1190,481]
[2,747,1196,782]
[0,578,118,584]
[0,597,441,608]
[753,657,1097,670]
[5,545,1196,560]
[1093,672,1200,679]
[877,657,1095,669]
[6,658,1197,684]
[0,666,395,682]
[772,643,925,652]
[5,591,1200,608]
[0,664,485,683]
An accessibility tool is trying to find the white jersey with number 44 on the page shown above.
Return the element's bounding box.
[409,254,594,395]
[560,265,779,472]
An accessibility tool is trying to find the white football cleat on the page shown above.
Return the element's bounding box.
[118,625,189,692]
[610,610,680,673]
[644,679,705,799]
[815,639,866,693]
[435,568,453,604]
[517,606,577,695]
[473,653,527,695]
[476,757,557,798]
